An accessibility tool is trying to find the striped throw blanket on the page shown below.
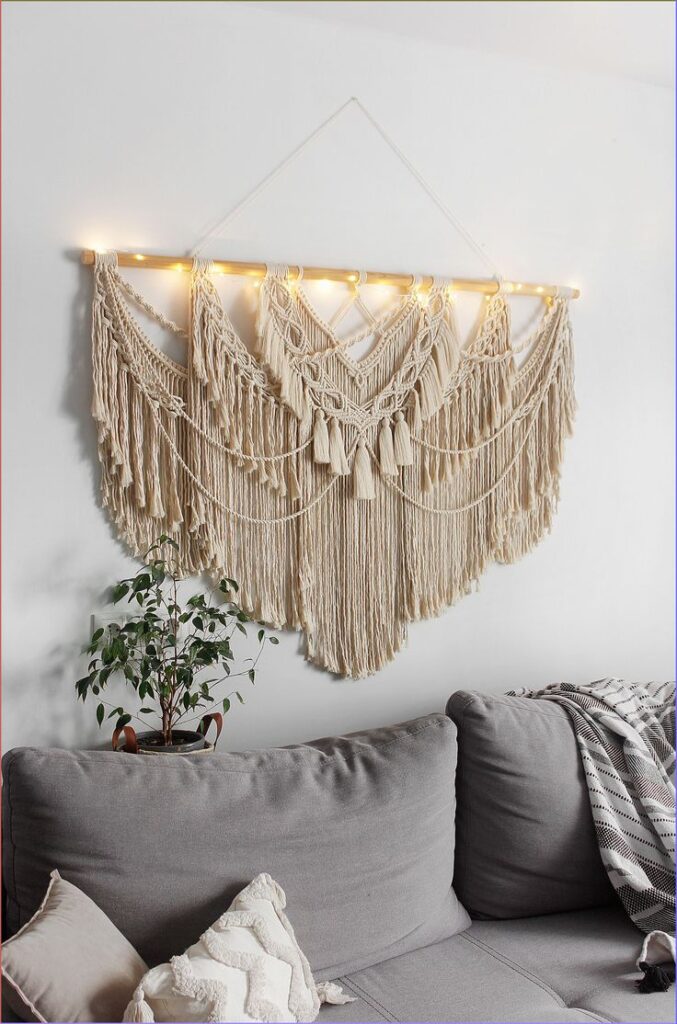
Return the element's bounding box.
[509,679,675,992]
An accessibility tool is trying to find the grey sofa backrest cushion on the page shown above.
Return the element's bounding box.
[446,691,615,919]
[2,714,469,980]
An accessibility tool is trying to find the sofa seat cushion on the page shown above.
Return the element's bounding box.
[2,715,468,979]
[471,906,674,1024]
[318,908,674,1023]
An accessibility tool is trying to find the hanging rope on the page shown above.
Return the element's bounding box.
[189,96,503,282]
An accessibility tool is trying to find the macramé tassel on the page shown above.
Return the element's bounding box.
[412,389,423,433]
[123,987,155,1023]
[329,418,350,476]
[378,419,398,477]
[393,411,413,466]
[313,410,330,464]
[422,454,433,493]
[353,440,375,500]
[288,460,302,501]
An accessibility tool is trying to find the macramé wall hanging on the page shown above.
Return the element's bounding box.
[85,98,578,678]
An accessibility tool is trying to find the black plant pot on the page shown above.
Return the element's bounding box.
[115,729,209,755]
[135,730,207,753]
[113,714,222,754]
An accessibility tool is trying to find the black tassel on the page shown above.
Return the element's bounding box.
[636,961,675,993]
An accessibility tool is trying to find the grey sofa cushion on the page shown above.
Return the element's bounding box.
[318,906,673,1023]
[2,714,469,979]
[446,690,615,918]
[470,906,675,1024]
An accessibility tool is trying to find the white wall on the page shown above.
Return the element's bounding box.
[3,1,674,752]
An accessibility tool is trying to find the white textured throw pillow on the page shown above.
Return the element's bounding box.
[123,873,353,1023]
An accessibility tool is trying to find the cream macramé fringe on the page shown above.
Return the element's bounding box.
[91,253,576,677]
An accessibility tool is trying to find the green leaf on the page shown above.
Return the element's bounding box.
[132,573,152,593]
[139,707,155,714]
[116,713,132,729]
[269,636,279,645]
[248,669,256,684]
[257,629,265,643]
[108,706,124,719]
[92,627,104,643]
[236,692,245,704]
[96,703,105,727]
[75,677,90,701]
[222,698,231,713]
[112,583,130,604]
[236,623,247,635]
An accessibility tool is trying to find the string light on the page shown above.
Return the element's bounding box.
[134,254,145,262]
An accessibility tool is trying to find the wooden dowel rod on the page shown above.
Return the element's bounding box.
[81,250,580,299]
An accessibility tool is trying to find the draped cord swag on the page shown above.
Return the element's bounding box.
[91,252,576,677]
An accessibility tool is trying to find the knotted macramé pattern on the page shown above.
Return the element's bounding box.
[91,253,576,677]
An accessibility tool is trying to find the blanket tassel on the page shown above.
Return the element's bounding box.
[636,961,675,993]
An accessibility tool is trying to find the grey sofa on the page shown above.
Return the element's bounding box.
[2,691,674,1024]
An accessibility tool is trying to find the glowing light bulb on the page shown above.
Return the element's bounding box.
[515,283,523,291]
[174,264,185,273]
[536,286,544,294]
[347,274,358,283]
[134,253,145,262]
[317,278,332,291]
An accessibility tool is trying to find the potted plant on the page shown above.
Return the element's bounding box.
[76,536,279,754]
